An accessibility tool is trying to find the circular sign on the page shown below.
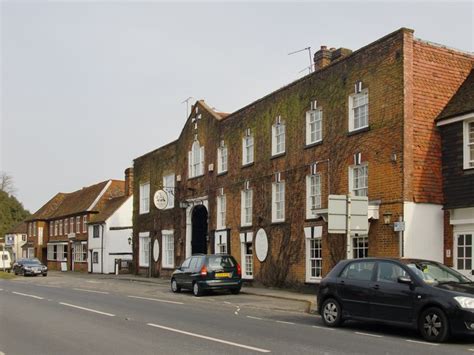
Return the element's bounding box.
[154,190,168,210]
[153,239,160,262]
[255,228,268,262]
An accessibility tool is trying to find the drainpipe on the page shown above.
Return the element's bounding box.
[101,224,105,274]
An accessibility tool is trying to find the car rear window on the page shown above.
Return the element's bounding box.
[207,256,235,271]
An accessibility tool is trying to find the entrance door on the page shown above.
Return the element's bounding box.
[191,205,208,255]
[455,233,473,279]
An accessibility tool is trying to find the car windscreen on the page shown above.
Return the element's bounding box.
[22,260,42,265]
[407,262,471,285]
[207,256,235,271]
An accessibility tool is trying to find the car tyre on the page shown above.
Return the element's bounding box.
[419,307,449,343]
[230,287,241,295]
[192,282,202,297]
[42,273,47,277]
[171,278,181,293]
[321,298,343,327]
[14,269,18,275]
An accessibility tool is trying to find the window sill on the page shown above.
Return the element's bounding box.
[239,225,252,230]
[347,126,370,136]
[187,174,205,181]
[305,279,322,284]
[242,162,254,169]
[304,141,323,150]
[139,211,150,215]
[161,266,175,270]
[271,152,286,160]
[217,171,228,177]
[271,221,286,225]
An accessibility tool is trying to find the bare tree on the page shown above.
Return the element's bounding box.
[0,172,16,196]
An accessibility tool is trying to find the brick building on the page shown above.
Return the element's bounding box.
[25,178,127,272]
[132,28,474,287]
[437,69,474,279]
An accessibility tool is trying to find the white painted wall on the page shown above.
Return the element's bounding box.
[403,202,443,262]
[87,196,133,274]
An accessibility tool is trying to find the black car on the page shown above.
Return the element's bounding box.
[317,258,474,342]
[171,254,242,297]
[12,258,48,277]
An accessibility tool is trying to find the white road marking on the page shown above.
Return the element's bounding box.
[247,316,263,320]
[312,325,335,331]
[127,295,184,305]
[276,320,295,325]
[12,291,44,300]
[224,301,232,305]
[59,302,115,317]
[73,288,109,294]
[0,289,3,291]
[405,339,439,346]
[468,349,474,352]
[147,323,271,353]
[355,332,383,338]
[0,350,5,355]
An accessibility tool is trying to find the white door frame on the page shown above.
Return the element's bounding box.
[453,231,474,280]
[185,196,208,258]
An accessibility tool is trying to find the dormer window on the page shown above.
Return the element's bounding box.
[188,140,205,178]
[271,116,286,156]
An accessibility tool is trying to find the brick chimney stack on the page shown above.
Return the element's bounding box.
[124,168,134,196]
[313,46,352,71]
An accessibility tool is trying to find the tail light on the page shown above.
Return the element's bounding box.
[200,265,207,276]
[237,263,241,276]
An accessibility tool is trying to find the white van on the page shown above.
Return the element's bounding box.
[1,251,12,272]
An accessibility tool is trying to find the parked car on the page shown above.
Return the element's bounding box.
[1,251,12,272]
[317,258,474,342]
[171,254,242,296]
[12,258,48,277]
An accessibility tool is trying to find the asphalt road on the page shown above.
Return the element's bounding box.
[1,275,473,355]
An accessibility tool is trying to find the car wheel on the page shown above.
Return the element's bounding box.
[230,287,241,295]
[14,269,18,275]
[419,307,449,343]
[192,282,202,297]
[171,278,181,293]
[321,298,343,327]
[42,273,47,277]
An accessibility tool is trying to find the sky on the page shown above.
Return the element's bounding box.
[1,0,473,212]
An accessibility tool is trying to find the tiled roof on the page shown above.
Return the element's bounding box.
[437,68,474,121]
[28,181,112,221]
[7,221,27,234]
[89,195,130,224]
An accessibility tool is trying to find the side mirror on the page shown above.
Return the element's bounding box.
[398,276,412,285]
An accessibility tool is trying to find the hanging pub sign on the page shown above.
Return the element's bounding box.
[154,190,168,210]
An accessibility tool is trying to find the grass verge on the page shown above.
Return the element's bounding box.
[0,271,16,280]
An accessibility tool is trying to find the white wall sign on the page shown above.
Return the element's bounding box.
[255,228,268,262]
[154,190,168,210]
[153,239,160,262]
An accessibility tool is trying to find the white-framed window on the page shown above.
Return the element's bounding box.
[49,222,52,237]
[47,244,56,261]
[215,231,228,254]
[349,89,369,132]
[162,230,174,269]
[163,174,175,209]
[349,164,368,197]
[456,233,472,271]
[272,181,285,222]
[27,247,35,258]
[76,216,81,233]
[240,232,253,279]
[92,251,99,264]
[216,193,226,229]
[139,182,150,214]
[241,188,253,227]
[64,218,68,234]
[139,232,150,267]
[464,120,474,169]
[305,226,322,282]
[242,133,254,165]
[54,221,58,236]
[353,235,369,259]
[33,222,36,237]
[272,122,286,156]
[56,244,67,261]
[83,216,87,233]
[29,223,32,236]
[93,225,100,238]
[217,143,228,174]
[73,243,87,262]
[188,140,205,178]
[70,217,74,233]
[306,174,321,219]
[21,234,26,242]
[59,220,63,235]
[306,107,323,145]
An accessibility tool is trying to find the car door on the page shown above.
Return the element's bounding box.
[369,261,415,324]
[337,260,375,318]
[175,257,191,287]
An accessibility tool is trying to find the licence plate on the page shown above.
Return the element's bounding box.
[215,272,231,278]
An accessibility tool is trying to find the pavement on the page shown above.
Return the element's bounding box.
[98,272,318,314]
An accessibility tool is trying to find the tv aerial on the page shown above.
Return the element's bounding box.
[288,47,313,74]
